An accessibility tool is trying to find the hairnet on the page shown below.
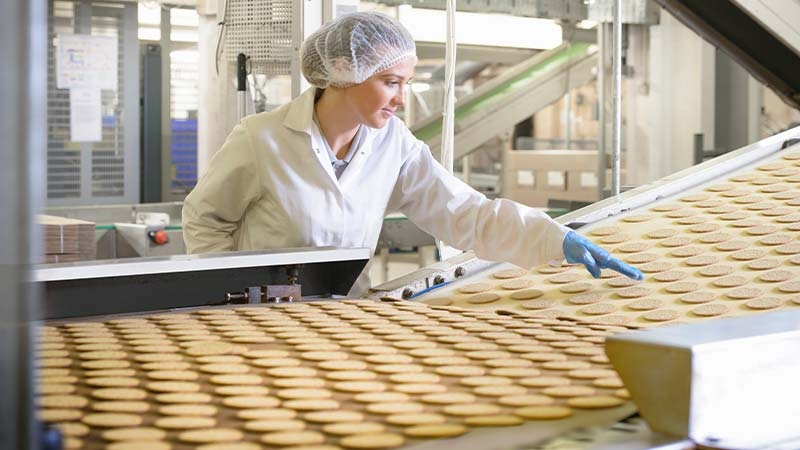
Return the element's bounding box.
[301,11,417,88]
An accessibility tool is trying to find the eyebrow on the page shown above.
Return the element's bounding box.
[380,74,414,84]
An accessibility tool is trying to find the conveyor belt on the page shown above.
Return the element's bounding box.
[36,301,635,450]
[413,144,800,327]
[411,42,597,160]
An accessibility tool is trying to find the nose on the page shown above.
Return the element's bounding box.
[392,85,406,107]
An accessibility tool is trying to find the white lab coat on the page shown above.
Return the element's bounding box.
[183,87,571,295]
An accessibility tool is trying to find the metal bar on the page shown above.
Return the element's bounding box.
[34,247,370,282]
[1,0,45,447]
[76,2,92,202]
[123,3,140,203]
[597,24,608,200]
[611,0,622,197]
[159,6,170,202]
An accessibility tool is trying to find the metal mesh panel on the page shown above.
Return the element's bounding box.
[47,1,129,203]
[47,1,80,200]
[91,14,125,198]
[222,0,294,76]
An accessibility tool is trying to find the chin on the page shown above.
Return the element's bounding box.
[367,116,391,129]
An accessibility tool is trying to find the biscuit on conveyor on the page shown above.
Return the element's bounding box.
[776,243,800,255]
[91,388,147,401]
[422,298,452,306]
[473,385,526,397]
[546,272,582,284]
[366,402,425,415]
[81,413,142,427]
[92,401,150,413]
[322,422,386,436]
[593,377,624,388]
[653,270,689,282]
[641,309,679,322]
[542,361,591,371]
[680,292,716,305]
[559,282,593,294]
[758,269,795,282]
[697,232,732,244]
[689,304,729,317]
[712,276,749,288]
[535,265,570,274]
[223,396,280,409]
[499,279,535,290]
[340,433,406,449]
[54,422,89,438]
[698,265,735,277]
[669,246,704,257]
[105,441,171,450]
[637,261,672,273]
[457,282,494,294]
[747,258,782,270]
[465,293,501,304]
[385,412,447,426]
[567,395,625,409]
[259,430,326,446]
[178,428,244,444]
[589,226,621,236]
[101,426,167,442]
[664,281,699,294]
[38,409,83,422]
[599,233,631,244]
[777,281,800,293]
[510,289,544,300]
[282,399,340,411]
[580,303,617,315]
[745,297,783,310]
[154,416,216,429]
[419,392,476,405]
[626,298,663,311]
[492,268,528,279]
[404,423,467,438]
[759,233,793,245]
[684,255,719,266]
[237,408,296,420]
[243,419,305,432]
[514,405,573,420]
[714,240,750,252]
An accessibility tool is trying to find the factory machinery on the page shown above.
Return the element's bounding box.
[33,125,800,449]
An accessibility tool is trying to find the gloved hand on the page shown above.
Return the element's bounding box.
[562,231,644,280]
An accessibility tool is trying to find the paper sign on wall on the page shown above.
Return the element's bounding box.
[70,88,102,142]
[56,34,117,90]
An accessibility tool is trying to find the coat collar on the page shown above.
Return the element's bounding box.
[283,87,319,134]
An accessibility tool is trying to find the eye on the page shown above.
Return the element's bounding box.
[385,80,400,87]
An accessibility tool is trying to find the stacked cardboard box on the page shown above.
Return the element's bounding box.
[38,215,96,263]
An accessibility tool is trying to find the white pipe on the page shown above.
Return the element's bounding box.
[440,0,456,174]
[437,0,459,261]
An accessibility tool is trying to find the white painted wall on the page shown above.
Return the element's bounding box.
[625,9,717,185]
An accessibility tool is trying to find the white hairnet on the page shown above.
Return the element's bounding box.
[301,11,417,88]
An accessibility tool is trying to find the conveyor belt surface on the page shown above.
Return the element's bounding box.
[415,147,800,327]
[36,300,634,450]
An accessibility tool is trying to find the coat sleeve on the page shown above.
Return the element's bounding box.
[182,122,262,254]
[388,143,571,268]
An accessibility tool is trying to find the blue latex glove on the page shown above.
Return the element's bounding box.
[563,231,644,280]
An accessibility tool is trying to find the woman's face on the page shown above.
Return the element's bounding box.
[344,58,415,128]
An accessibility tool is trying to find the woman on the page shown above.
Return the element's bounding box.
[182,11,642,295]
